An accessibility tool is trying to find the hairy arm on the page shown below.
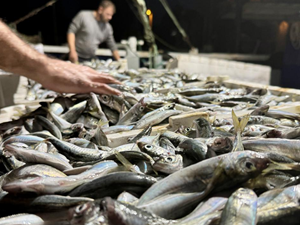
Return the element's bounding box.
[0,21,48,81]
[0,21,121,95]
[106,24,120,61]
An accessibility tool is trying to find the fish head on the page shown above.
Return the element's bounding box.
[194,117,210,127]
[232,188,257,201]
[99,95,112,105]
[2,177,45,194]
[182,127,196,137]
[99,197,126,225]
[153,154,183,174]
[137,97,147,113]
[137,141,147,151]
[264,129,282,138]
[71,123,85,131]
[69,202,103,225]
[213,118,232,126]
[5,126,22,135]
[163,103,175,110]
[207,137,232,152]
[137,142,161,157]
[233,151,270,177]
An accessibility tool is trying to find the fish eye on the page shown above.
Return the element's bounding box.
[166,157,174,162]
[75,204,88,214]
[139,106,145,111]
[214,140,222,145]
[245,161,254,169]
[145,144,153,150]
[186,128,191,132]
[102,95,109,102]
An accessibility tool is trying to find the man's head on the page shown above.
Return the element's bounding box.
[97,0,116,23]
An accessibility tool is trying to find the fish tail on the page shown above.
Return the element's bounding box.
[232,110,249,152]
[97,119,109,128]
[208,115,216,125]
[232,110,250,134]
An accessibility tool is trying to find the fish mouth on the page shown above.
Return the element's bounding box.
[2,177,43,194]
[100,197,115,212]
[1,183,23,193]
[100,197,119,223]
[137,141,145,150]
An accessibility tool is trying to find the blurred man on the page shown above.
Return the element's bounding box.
[67,0,120,63]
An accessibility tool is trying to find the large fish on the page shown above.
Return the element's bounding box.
[137,151,270,206]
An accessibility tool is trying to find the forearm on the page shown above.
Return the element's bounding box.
[67,33,76,53]
[0,21,47,81]
[112,50,120,61]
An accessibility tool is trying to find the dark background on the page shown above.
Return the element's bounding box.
[0,0,300,88]
[0,0,284,53]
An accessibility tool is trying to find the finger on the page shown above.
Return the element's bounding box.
[90,83,122,96]
[92,73,122,85]
[88,68,121,84]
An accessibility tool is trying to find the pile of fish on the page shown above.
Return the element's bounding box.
[1,70,300,224]
[25,79,60,101]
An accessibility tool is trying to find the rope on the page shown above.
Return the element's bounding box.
[10,0,58,26]
[158,0,194,49]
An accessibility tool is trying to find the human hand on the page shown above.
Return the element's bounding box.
[34,58,122,95]
[69,51,78,63]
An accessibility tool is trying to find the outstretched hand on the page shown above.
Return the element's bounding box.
[36,58,122,95]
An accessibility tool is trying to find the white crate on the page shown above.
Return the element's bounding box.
[176,55,271,85]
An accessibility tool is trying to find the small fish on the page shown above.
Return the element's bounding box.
[4,144,72,171]
[69,172,157,199]
[35,115,62,140]
[46,137,104,162]
[61,100,87,123]
[117,97,147,125]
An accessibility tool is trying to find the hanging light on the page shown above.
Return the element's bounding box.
[146,9,153,28]
[146,9,152,16]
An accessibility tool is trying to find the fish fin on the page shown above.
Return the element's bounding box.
[232,111,249,152]
[113,150,142,174]
[40,103,51,114]
[97,119,109,128]
[232,110,240,134]
[12,108,26,119]
[239,114,250,133]
[262,160,298,175]
[129,143,137,151]
[200,159,225,199]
